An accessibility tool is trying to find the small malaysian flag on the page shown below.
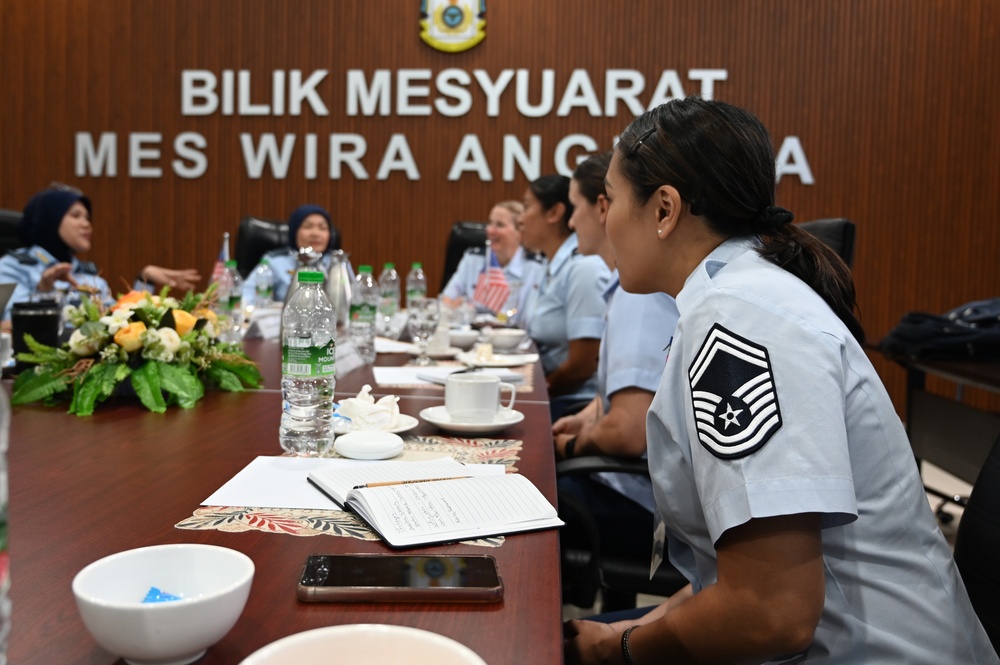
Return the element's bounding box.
[211,232,230,284]
[472,242,511,313]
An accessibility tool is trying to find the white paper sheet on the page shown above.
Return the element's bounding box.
[375,337,416,354]
[202,455,505,510]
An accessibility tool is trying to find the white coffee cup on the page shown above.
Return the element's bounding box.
[444,373,516,423]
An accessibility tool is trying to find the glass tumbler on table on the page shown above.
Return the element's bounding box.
[407,297,440,366]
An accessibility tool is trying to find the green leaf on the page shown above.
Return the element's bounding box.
[82,296,102,322]
[69,363,133,416]
[212,357,262,388]
[157,362,204,408]
[19,334,63,364]
[131,361,167,413]
[206,365,244,392]
[10,367,71,405]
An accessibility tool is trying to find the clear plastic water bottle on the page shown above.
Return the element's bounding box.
[405,261,427,310]
[216,260,244,343]
[377,262,401,334]
[0,389,10,665]
[280,271,336,456]
[253,258,274,307]
[350,265,379,364]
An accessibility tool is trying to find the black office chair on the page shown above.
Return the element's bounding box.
[0,208,23,257]
[557,217,859,611]
[953,433,1000,650]
[233,215,342,278]
[797,218,856,268]
[440,221,487,291]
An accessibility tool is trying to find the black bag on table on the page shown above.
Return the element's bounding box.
[880,299,1000,361]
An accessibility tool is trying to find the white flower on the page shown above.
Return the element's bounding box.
[68,329,102,357]
[99,308,134,335]
[157,327,182,354]
[63,304,88,328]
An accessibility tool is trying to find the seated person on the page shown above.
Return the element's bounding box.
[441,201,545,327]
[0,185,200,321]
[242,204,348,305]
[520,175,611,419]
[553,152,679,602]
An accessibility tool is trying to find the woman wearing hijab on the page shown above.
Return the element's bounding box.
[0,186,200,321]
[242,204,345,305]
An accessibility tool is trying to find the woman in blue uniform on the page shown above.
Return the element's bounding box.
[521,175,611,419]
[242,204,343,304]
[441,200,545,327]
[0,186,201,321]
[554,151,679,598]
[565,98,997,663]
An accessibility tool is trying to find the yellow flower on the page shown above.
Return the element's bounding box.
[112,290,150,312]
[113,321,147,352]
[171,309,198,336]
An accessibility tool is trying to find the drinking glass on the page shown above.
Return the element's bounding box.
[407,297,440,366]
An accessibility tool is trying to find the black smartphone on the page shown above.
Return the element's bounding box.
[297,553,504,603]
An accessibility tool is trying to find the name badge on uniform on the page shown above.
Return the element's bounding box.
[687,323,782,460]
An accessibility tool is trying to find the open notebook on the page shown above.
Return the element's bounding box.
[307,458,563,548]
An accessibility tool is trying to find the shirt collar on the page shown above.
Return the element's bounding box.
[546,234,579,277]
[603,268,620,302]
[675,236,758,312]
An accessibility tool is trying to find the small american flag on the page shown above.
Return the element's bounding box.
[472,243,511,313]
[211,232,230,283]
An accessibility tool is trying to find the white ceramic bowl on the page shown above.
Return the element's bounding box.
[449,328,480,350]
[484,327,527,352]
[73,543,255,665]
[240,624,487,665]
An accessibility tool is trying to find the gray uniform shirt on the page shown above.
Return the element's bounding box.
[647,237,997,663]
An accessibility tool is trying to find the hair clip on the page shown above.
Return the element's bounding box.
[625,127,657,157]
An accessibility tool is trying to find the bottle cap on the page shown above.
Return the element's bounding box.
[412,262,422,269]
[384,262,395,270]
[225,259,237,268]
[297,271,324,283]
[359,265,373,273]
[261,258,269,266]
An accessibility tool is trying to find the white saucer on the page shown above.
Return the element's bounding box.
[334,431,405,460]
[419,406,525,434]
[333,413,419,436]
[413,346,462,360]
[456,351,539,368]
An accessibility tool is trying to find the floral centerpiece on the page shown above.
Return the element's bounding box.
[11,285,261,416]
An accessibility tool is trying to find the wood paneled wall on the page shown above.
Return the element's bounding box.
[2,0,999,412]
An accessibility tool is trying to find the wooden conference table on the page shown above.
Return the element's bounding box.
[7,339,562,664]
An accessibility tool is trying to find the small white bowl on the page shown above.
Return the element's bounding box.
[240,624,487,665]
[484,327,527,352]
[73,543,254,665]
[449,328,480,350]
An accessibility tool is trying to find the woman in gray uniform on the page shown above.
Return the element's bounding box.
[564,98,997,664]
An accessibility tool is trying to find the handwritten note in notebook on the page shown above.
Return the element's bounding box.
[307,458,563,548]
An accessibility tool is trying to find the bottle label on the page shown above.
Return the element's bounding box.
[378,296,398,317]
[407,287,427,301]
[282,338,336,376]
[257,285,273,299]
[350,303,377,323]
[224,294,241,312]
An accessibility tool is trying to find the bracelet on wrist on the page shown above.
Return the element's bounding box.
[564,436,577,459]
[621,625,639,665]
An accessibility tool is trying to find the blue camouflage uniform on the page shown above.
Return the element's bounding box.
[441,246,546,327]
[0,246,114,320]
[647,237,997,663]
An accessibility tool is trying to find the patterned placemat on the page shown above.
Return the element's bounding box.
[175,434,523,547]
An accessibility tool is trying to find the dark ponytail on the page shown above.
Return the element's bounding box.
[616,97,864,343]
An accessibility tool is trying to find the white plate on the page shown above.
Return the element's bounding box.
[240,624,487,665]
[456,351,539,368]
[333,413,419,436]
[419,406,525,434]
[415,346,462,360]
